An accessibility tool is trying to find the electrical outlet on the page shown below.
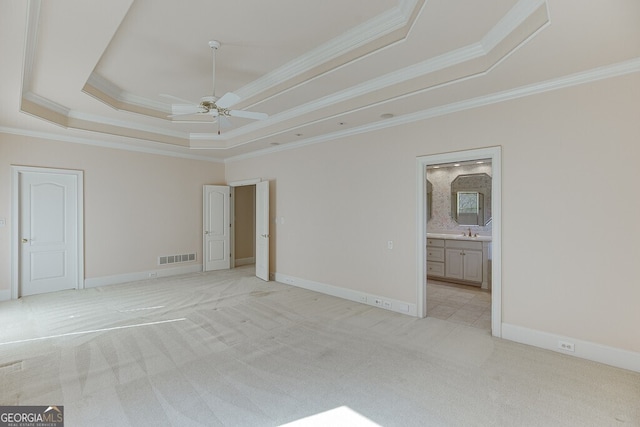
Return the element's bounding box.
[387,240,393,249]
[558,340,575,352]
[383,301,392,309]
[374,298,383,306]
[148,272,157,278]
[359,295,367,303]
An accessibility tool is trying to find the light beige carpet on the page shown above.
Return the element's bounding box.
[1,266,638,426]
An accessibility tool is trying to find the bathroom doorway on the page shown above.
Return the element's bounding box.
[416,147,502,337]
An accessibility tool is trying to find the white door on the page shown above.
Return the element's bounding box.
[203,185,231,271]
[18,169,82,296]
[255,181,270,281]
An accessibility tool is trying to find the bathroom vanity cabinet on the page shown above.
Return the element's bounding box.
[426,238,445,277]
[427,235,491,289]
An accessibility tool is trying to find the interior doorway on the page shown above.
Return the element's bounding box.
[231,180,269,281]
[233,185,256,266]
[416,147,502,337]
[203,179,270,281]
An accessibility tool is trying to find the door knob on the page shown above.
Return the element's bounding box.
[21,238,28,243]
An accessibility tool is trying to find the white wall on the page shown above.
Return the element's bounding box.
[1,72,637,361]
[226,72,640,354]
[0,133,225,288]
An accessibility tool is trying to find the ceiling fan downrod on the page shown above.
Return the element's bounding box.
[209,40,221,100]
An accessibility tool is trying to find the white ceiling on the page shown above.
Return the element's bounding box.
[1,0,639,161]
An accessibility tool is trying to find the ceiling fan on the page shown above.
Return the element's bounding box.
[162,40,268,134]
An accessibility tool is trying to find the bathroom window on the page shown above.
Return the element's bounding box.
[456,191,483,225]
[457,192,479,215]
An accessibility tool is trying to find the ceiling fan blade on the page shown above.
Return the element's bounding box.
[216,92,241,109]
[168,107,207,118]
[229,109,268,120]
[159,93,200,105]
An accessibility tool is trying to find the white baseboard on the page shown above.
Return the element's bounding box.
[85,264,203,289]
[235,257,255,267]
[0,288,10,302]
[502,323,640,373]
[275,272,417,316]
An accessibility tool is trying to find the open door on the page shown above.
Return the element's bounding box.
[255,181,270,281]
[203,185,231,271]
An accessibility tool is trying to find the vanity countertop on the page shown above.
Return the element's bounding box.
[427,232,492,242]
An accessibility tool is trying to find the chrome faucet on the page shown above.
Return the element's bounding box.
[467,227,472,237]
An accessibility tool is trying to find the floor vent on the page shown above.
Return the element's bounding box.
[159,253,196,265]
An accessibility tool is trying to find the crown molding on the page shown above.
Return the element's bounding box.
[66,109,187,139]
[225,57,640,163]
[21,0,41,93]
[23,91,70,117]
[0,125,224,163]
[7,57,638,165]
[201,0,550,151]
[19,0,548,153]
[233,0,426,101]
[187,43,489,149]
[481,0,547,51]
[84,72,170,113]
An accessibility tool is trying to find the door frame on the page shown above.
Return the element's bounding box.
[11,165,85,300]
[416,147,502,337]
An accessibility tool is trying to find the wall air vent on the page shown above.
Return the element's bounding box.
[158,253,197,265]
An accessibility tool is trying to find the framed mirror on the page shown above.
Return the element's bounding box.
[451,173,491,226]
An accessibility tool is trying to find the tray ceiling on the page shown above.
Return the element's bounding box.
[1,0,639,161]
